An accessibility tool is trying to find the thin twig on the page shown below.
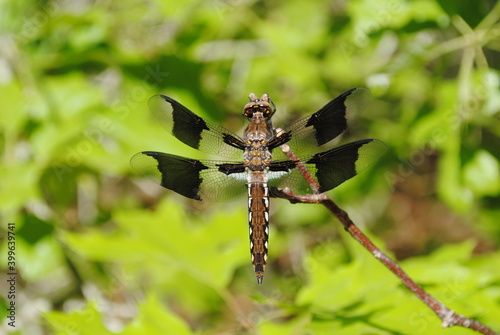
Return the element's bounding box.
[278,144,498,335]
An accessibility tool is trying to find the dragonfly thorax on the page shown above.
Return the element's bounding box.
[244,148,272,171]
[243,109,275,171]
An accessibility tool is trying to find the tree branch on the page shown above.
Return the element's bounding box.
[277,143,498,335]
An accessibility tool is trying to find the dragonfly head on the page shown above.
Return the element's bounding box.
[243,93,276,120]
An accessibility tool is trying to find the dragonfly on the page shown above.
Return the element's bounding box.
[130,88,386,284]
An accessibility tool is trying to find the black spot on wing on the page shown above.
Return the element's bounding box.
[131,152,249,201]
[306,139,386,192]
[217,163,245,175]
[149,95,245,159]
[222,133,246,150]
[267,139,385,196]
[276,87,372,159]
[267,130,292,150]
[160,95,210,150]
[304,88,356,146]
[268,160,296,172]
[132,151,208,200]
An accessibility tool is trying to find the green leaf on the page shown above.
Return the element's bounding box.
[45,294,193,335]
[436,0,493,27]
[64,200,248,288]
[259,314,311,335]
[464,150,500,196]
[44,302,111,335]
[122,293,192,335]
[296,238,399,312]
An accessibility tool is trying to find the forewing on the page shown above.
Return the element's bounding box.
[148,95,245,159]
[130,151,248,202]
[273,88,372,159]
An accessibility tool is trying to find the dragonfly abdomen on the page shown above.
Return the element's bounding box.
[247,178,269,284]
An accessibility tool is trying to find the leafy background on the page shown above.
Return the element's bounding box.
[1,0,500,334]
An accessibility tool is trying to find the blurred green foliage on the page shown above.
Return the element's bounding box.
[0,0,499,334]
